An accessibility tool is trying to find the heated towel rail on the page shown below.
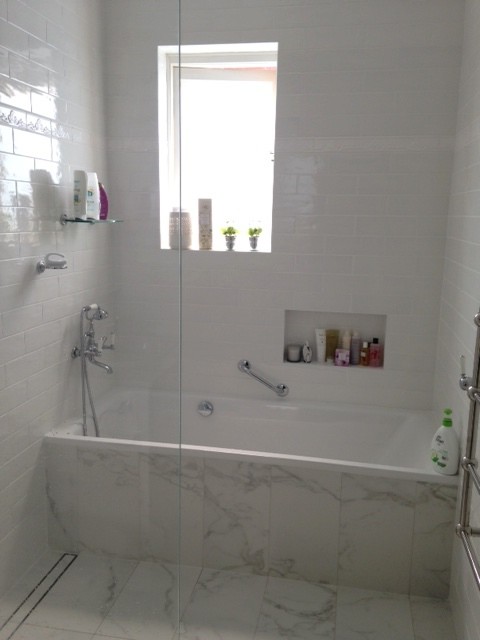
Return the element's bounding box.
[457,309,480,589]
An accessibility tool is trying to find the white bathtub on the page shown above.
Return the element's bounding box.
[44,388,458,598]
[48,387,456,484]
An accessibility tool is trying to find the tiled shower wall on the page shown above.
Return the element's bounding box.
[435,0,480,637]
[105,0,464,409]
[0,0,114,595]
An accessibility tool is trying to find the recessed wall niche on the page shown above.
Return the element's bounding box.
[284,310,387,366]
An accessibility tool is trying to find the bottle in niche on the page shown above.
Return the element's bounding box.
[315,328,326,363]
[341,330,351,350]
[302,341,312,363]
[350,331,361,366]
[369,338,382,367]
[360,341,370,366]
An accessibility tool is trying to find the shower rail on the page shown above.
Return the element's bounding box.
[238,359,289,397]
[457,309,480,590]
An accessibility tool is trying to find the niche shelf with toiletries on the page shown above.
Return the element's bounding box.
[284,310,386,368]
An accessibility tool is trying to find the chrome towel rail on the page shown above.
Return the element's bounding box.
[238,360,289,397]
[457,309,480,590]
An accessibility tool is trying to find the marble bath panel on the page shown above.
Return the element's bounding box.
[409,482,457,599]
[44,441,79,552]
[269,465,341,584]
[202,459,270,574]
[141,453,204,566]
[75,448,142,558]
[44,439,457,597]
[338,473,417,593]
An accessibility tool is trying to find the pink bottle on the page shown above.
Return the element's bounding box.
[369,338,383,367]
[99,182,109,220]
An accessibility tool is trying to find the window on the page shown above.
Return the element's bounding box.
[159,43,278,251]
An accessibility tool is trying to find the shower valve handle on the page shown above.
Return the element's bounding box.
[101,333,115,350]
[460,354,473,390]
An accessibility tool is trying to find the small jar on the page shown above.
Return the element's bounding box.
[169,208,192,250]
[286,344,302,362]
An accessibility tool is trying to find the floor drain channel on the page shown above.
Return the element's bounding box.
[0,553,78,640]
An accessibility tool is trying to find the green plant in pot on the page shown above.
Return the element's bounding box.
[221,225,239,251]
[248,227,262,251]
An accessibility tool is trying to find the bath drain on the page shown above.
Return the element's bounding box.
[0,553,78,639]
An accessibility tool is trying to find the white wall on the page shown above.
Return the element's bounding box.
[0,0,114,595]
[104,0,464,409]
[435,0,480,636]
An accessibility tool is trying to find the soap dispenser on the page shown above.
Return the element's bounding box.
[430,408,459,475]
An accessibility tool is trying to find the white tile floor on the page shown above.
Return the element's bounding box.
[0,552,457,640]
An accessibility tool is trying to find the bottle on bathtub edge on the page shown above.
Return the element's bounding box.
[430,408,459,475]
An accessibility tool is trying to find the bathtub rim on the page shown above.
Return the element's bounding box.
[43,428,458,486]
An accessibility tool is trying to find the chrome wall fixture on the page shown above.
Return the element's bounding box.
[72,304,114,437]
[36,252,68,273]
[238,359,289,397]
[457,309,480,589]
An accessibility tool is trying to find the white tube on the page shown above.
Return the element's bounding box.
[315,328,326,363]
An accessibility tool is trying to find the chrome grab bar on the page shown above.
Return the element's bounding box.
[238,360,289,397]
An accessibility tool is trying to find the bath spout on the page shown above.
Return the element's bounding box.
[91,358,113,374]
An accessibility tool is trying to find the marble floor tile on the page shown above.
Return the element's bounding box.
[24,553,137,634]
[179,568,267,640]
[410,596,457,640]
[0,550,458,640]
[2,625,94,639]
[335,586,415,640]
[97,561,200,640]
[0,550,65,620]
[255,576,336,639]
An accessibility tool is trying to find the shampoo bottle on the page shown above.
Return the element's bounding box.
[73,170,88,220]
[86,172,100,220]
[341,330,351,350]
[315,329,326,364]
[430,408,459,475]
[99,182,109,220]
[350,331,361,365]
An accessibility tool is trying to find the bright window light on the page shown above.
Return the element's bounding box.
[159,44,278,252]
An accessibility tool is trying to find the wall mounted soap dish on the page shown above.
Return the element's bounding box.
[37,253,68,273]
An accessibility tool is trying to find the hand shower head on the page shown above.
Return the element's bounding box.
[82,304,108,320]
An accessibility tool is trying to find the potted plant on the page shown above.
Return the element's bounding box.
[248,227,262,251]
[221,225,239,251]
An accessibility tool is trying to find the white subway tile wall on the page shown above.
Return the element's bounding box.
[0,0,114,596]
[435,1,480,638]
[104,0,463,408]
[1,0,476,630]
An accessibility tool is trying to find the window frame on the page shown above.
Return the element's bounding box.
[158,43,278,252]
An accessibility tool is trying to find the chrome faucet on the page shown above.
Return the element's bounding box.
[72,304,114,374]
[72,304,115,438]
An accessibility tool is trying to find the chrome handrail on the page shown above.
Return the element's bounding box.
[238,360,289,397]
[457,307,480,589]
